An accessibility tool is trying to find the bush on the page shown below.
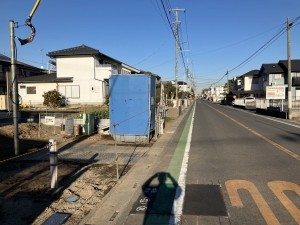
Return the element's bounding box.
[42,90,64,108]
[93,106,109,119]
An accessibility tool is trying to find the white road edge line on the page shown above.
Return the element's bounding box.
[224,105,300,129]
[171,104,196,225]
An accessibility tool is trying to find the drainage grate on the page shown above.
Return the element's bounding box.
[183,184,228,216]
[41,212,71,225]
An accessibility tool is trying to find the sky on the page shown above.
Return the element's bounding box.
[1,0,300,93]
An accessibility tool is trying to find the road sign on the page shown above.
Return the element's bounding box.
[266,86,286,100]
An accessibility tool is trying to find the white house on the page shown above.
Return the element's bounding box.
[233,70,263,98]
[177,81,190,92]
[18,45,140,105]
[210,85,225,102]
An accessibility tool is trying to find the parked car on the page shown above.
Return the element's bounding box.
[244,97,255,103]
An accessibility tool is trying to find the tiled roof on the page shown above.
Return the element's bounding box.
[0,53,42,70]
[47,45,100,57]
[240,70,260,77]
[260,63,284,74]
[0,53,11,63]
[18,73,73,83]
[278,59,300,72]
[47,44,141,73]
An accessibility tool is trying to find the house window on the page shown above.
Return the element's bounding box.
[58,85,80,98]
[27,86,36,94]
[0,87,6,95]
[252,78,259,84]
[274,74,282,80]
[263,74,267,81]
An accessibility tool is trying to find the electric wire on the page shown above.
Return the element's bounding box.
[211,16,300,86]
[160,0,187,71]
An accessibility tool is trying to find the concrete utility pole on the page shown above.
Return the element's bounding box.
[171,8,185,107]
[227,69,229,94]
[10,20,19,155]
[287,18,292,120]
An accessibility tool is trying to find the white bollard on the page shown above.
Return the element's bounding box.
[49,139,58,189]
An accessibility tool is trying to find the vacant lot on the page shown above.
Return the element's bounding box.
[0,122,130,225]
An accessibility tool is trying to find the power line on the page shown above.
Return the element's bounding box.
[159,0,187,71]
[229,16,300,74]
[211,16,300,86]
[190,22,287,58]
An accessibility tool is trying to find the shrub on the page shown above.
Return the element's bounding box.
[93,106,109,119]
[42,90,64,108]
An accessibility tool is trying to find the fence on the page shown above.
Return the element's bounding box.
[256,98,288,112]
[38,113,84,136]
[256,98,300,111]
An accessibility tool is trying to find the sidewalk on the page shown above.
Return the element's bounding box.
[80,107,191,225]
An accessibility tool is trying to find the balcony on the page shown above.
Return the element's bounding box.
[95,64,118,80]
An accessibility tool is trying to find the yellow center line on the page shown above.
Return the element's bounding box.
[206,104,300,161]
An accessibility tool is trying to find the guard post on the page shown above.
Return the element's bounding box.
[49,139,58,189]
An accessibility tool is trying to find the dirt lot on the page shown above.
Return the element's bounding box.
[0,123,77,161]
[0,123,129,225]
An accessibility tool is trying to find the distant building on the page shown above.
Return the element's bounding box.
[0,53,46,110]
[233,70,262,98]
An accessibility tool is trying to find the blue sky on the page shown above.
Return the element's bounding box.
[1,0,300,92]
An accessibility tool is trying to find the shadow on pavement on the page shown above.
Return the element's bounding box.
[141,172,181,225]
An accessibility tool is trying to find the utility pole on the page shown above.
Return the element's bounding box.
[287,18,292,120]
[171,8,185,107]
[226,69,229,94]
[10,20,19,155]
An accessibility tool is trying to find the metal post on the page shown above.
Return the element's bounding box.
[113,123,119,181]
[10,20,19,155]
[227,70,229,94]
[287,18,292,120]
[54,113,56,135]
[49,139,58,189]
[38,113,41,137]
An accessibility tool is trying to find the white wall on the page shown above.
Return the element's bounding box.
[244,76,260,91]
[57,57,106,104]
[18,83,57,105]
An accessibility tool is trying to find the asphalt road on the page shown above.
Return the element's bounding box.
[183,100,300,225]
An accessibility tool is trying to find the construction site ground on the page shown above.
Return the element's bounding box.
[0,122,147,225]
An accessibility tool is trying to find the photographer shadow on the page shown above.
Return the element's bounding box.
[141,172,181,225]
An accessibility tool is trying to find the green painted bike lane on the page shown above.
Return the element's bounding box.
[144,105,195,225]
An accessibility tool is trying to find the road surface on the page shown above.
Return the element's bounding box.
[182,100,300,225]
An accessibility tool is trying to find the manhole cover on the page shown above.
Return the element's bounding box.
[183,184,228,216]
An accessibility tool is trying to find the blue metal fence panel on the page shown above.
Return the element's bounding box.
[110,75,155,138]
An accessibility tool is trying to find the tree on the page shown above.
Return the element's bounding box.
[224,80,234,93]
[42,90,64,108]
[163,82,176,99]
